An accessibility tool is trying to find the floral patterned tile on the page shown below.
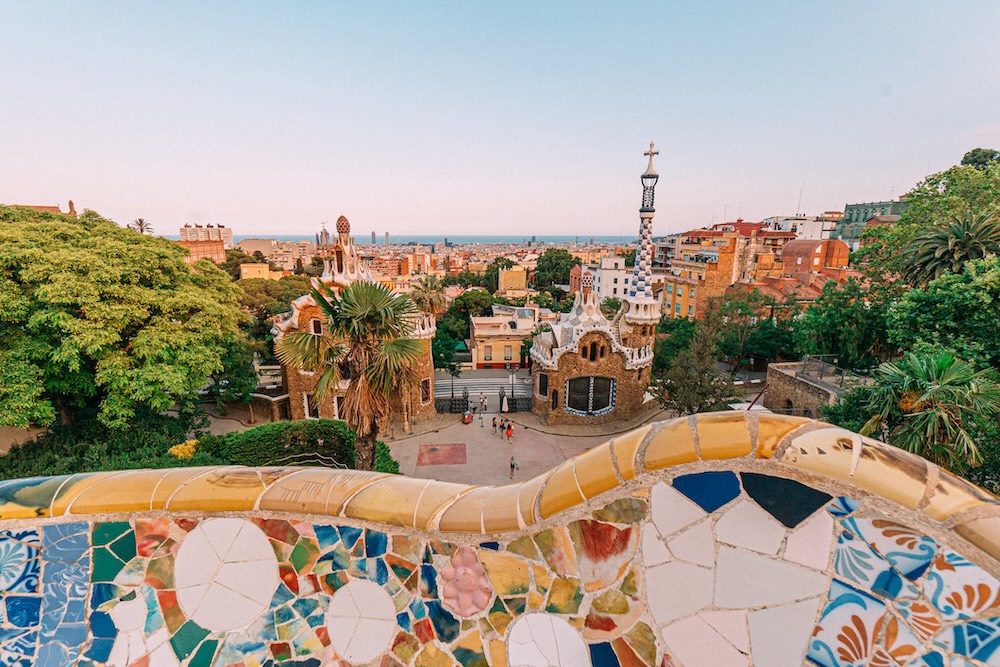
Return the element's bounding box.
[808,579,887,667]
[923,549,1000,621]
[840,517,937,580]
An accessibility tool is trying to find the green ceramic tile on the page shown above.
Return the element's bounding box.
[92,547,125,583]
[93,521,131,547]
[108,530,137,564]
[593,498,648,524]
[188,639,218,667]
[545,577,583,614]
[289,539,319,574]
[506,536,540,560]
[503,596,526,615]
[593,590,629,614]
[169,621,209,661]
[620,569,638,597]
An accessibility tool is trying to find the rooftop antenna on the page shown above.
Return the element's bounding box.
[796,180,805,216]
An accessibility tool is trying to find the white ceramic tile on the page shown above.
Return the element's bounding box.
[642,522,671,566]
[661,616,750,667]
[715,500,785,555]
[783,510,834,570]
[507,614,591,667]
[651,482,707,538]
[109,595,147,632]
[748,597,822,666]
[194,583,268,631]
[173,529,217,589]
[148,644,180,667]
[714,546,828,608]
[226,521,276,562]
[215,560,280,604]
[646,561,714,625]
[327,579,397,663]
[667,519,715,567]
[203,518,244,559]
[699,610,749,653]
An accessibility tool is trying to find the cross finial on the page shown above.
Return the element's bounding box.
[644,141,659,158]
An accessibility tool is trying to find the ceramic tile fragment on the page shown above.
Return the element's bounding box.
[650,482,706,538]
[641,523,670,567]
[714,500,785,555]
[783,508,834,570]
[506,613,590,667]
[747,597,822,666]
[568,520,637,591]
[714,546,827,608]
[326,579,397,663]
[672,471,740,512]
[646,561,713,625]
[698,610,748,653]
[661,615,749,666]
[739,473,831,528]
[808,579,885,667]
[666,519,714,567]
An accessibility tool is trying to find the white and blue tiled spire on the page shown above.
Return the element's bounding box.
[623,143,661,322]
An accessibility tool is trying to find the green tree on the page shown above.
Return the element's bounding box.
[860,351,1000,470]
[223,248,259,280]
[902,162,1000,226]
[888,256,1000,371]
[651,304,738,415]
[128,218,153,235]
[305,256,326,277]
[275,281,422,470]
[439,289,495,340]
[484,257,516,293]
[209,335,260,421]
[534,248,581,288]
[294,258,305,275]
[652,316,696,372]
[622,249,637,266]
[600,297,622,316]
[795,279,890,370]
[962,148,1000,170]
[906,212,1000,285]
[411,275,448,315]
[0,206,243,429]
[716,290,779,376]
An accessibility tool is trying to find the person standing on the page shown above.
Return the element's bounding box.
[492,416,498,435]
[509,456,517,479]
[479,392,487,413]
[506,423,513,444]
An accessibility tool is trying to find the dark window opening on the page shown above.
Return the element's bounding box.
[538,373,548,397]
[311,319,323,334]
[551,389,558,410]
[589,342,597,360]
[566,376,615,415]
[420,379,431,403]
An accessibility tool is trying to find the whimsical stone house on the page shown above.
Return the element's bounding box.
[272,216,437,428]
[4,412,1000,665]
[530,145,659,424]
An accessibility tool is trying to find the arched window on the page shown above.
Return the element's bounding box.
[310,319,323,335]
[600,346,606,358]
[551,390,558,410]
[565,377,615,416]
[589,342,597,361]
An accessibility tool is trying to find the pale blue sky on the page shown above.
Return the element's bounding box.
[2,2,998,236]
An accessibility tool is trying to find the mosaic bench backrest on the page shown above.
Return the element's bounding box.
[1,412,999,667]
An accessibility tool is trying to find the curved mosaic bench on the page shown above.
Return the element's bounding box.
[1,412,999,666]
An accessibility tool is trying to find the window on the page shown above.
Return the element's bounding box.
[484,346,492,361]
[565,376,615,415]
[600,346,606,358]
[310,319,323,334]
[538,373,548,397]
[589,342,597,360]
[612,288,617,295]
[688,305,693,314]
[667,284,673,294]
[306,393,321,419]
[675,303,681,313]
[613,278,618,284]
[504,345,512,361]
[551,389,558,410]
[677,287,683,297]
[420,379,431,403]
[581,347,588,360]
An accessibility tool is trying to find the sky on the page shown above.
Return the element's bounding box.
[2,2,999,237]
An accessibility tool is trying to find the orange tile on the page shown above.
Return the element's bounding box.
[482,484,523,533]
[66,470,171,515]
[755,414,811,458]
[852,437,928,510]
[538,461,586,519]
[413,481,478,530]
[165,468,268,512]
[49,472,117,516]
[610,425,652,480]
[151,467,220,509]
[0,475,75,519]
[436,487,488,533]
[488,640,508,667]
[641,418,698,472]
[258,468,381,516]
[573,444,620,500]
[342,477,434,527]
[516,474,547,527]
[924,468,998,521]
[954,516,1000,561]
[695,412,752,459]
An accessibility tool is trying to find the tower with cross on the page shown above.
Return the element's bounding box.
[620,141,662,348]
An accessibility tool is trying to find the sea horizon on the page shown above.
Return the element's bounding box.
[165,234,639,245]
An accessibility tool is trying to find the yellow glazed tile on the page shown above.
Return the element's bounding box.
[853,437,928,510]
[437,488,488,533]
[482,484,523,533]
[532,563,551,594]
[413,480,478,530]
[573,444,620,500]
[343,477,435,527]
[641,418,698,472]
[924,468,998,521]
[258,469,383,515]
[538,461,586,519]
[610,424,652,480]
[954,516,1000,561]
[695,412,752,459]
[479,550,530,596]
[48,472,116,516]
[516,474,548,527]
[489,640,508,667]
[151,468,216,509]
[755,414,811,458]
[166,468,266,512]
[66,470,172,515]
[776,427,857,481]
[0,475,75,519]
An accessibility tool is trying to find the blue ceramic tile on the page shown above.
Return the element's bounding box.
[671,471,740,512]
[313,525,340,549]
[841,516,936,580]
[425,600,459,643]
[397,611,411,632]
[589,641,621,667]
[4,597,40,628]
[337,526,362,548]
[828,496,861,517]
[934,617,1000,661]
[365,530,388,557]
[480,541,500,551]
[741,473,832,528]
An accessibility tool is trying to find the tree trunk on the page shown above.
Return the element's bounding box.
[355,424,379,471]
[248,401,256,424]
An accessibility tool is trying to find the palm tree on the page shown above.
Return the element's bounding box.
[129,218,153,235]
[860,351,1000,470]
[907,211,1000,284]
[410,275,448,316]
[275,281,423,470]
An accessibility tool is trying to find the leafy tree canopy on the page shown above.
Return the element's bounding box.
[901,162,1000,226]
[795,279,891,370]
[534,248,580,288]
[961,147,1000,170]
[0,206,244,429]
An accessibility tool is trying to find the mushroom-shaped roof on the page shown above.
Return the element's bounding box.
[581,272,595,290]
[336,216,351,234]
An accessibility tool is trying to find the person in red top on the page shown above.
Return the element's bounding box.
[506,424,513,443]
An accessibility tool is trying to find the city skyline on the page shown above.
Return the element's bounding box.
[2,2,998,236]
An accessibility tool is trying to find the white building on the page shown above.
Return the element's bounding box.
[180,223,234,249]
[762,215,838,241]
[583,255,634,301]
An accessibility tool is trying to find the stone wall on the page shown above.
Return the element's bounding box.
[2,413,1000,666]
[763,362,840,418]
[531,330,649,426]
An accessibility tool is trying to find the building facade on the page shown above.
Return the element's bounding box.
[272,216,436,429]
[530,145,659,425]
[832,198,908,249]
[177,239,226,265]
[180,223,234,249]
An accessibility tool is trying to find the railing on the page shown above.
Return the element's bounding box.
[795,354,869,393]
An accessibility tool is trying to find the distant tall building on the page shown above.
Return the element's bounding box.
[384,232,390,245]
[371,231,377,244]
[180,223,233,249]
[319,224,331,246]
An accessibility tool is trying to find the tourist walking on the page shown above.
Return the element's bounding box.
[506,423,513,444]
[510,456,518,479]
[479,392,487,413]
[492,417,497,435]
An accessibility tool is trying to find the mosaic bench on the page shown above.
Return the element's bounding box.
[0,412,998,666]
